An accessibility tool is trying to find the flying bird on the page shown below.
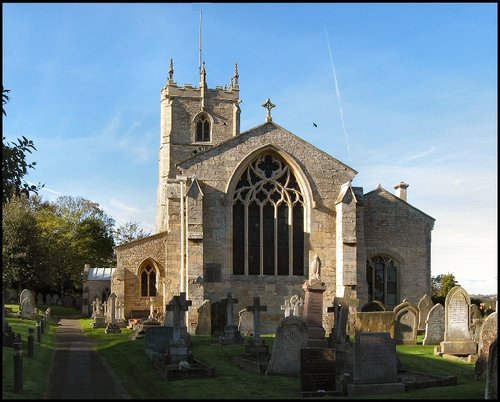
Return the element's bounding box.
[313,123,318,127]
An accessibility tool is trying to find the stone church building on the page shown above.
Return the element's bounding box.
[110,60,435,334]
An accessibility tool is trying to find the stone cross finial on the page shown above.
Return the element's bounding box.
[247,297,267,342]
[262,98,276,122]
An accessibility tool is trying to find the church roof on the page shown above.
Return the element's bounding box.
[87,267,115,281]
[364,185,435,222]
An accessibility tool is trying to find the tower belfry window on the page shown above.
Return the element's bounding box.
[196,114,211,142]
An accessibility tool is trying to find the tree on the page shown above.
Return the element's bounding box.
[431,272,458,298]
[2,87,44,205]
[114,220,151,246]
[2,195,48,292]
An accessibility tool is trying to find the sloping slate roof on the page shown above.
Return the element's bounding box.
[87,267,115,281]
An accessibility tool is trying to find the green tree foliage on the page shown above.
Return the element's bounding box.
[2,195,48,291]
[2,87,43,205]
[431,272,458,299]
[114,220,151,246]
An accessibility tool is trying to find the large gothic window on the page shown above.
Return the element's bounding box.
[232,153,305,276]
[140,264,157,297]
[366,256,398,309]
[196,114,211,142]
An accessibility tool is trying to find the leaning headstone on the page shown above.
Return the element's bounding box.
[265,316,309,376]
[485,338,497,400]
[348,332,405,397]
[393,300,418,344]
[440,286,477,355]
[423,303,445,345]
[360,300,386,312]
[37,293,44,306]
[302,278,327,347]
[417,294,434,333]
[475,312,498,380]
[219,293,243,345]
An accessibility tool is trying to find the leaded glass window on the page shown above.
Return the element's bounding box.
[232,153,305,276]
[140,265,157,297]
[366,256,398,309]
[196,114,211,142]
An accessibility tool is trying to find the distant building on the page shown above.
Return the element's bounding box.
[81,264,114,317]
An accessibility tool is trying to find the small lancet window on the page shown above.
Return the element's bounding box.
[196,114,211,142]
[140,264,157,297]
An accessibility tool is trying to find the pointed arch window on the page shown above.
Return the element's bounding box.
[366,255,398,309]
[140,264,157,297]
[196,114,211,142]
[232,153,305,276]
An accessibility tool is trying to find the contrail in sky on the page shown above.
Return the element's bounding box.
[324,25,351,162]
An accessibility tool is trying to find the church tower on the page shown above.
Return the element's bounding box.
[156,60,241,232]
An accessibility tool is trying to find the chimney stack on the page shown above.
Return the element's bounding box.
[394,181,409,202]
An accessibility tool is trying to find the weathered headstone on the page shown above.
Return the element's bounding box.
[475,312,498,380]
[302,279,327,347]
[20,296,35,319]
[360,300,386,312]
[52,294,60,306]
[238,308,253,336]
[485,337,497,400]
[440,286,477,355]
[348,332,404,397]
[219,293,243,344]
[19,289,33,306]
[265,316,309,376]
[422,303,445,345]
[144,326,171,361]
[37,293,44,306]
[45,294,52,306]
[417,294,434,332]
[394,300,418,344]
[354,311,395,338]
[300,347,337,397]
[470,304,484,343]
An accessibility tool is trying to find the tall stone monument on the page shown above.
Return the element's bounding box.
[303,256,327,347]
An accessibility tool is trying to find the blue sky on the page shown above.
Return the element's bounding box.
[3,3,497,295]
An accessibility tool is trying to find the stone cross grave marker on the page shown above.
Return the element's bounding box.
[223,292,238,327]
[327,297,350,345]
[220,292,243,344]
[290,295,304,317]
[246,297,267,344]
[281,299,291,318]
[166,292,192,341]
[422,303,445,345]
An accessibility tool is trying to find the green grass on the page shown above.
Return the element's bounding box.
[3,313,487,399]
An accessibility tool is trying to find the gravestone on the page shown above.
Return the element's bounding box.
[52,294,60,306]
[92,297,106,329]
[145,326,171,362]
[300,347,337,397]
[470,304,483,343]
[265,316,309,376]
[37,293,44,306]
[475,312,497,380]
[45,294,52,306]
[360,300,386,312]
[423,303,445,345]
[20,296,35,319]
[327,297,350,345]
[485,337,497,400]
[281,299,291,318]
[244,297,269,356]
[210,301,226,336]
[302,279,327,347]
[393,300,418,344]
[165,292,192,364]
[417,294,434,333]
[440,286,477,355]
[19,289,33,306]
[289,295,304,317]
[105,293,121,334]
[354,311,395,338]
[195,300,211,335]
[238,308,253,336]
[219,293,243,345]
[348,332,404,397]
